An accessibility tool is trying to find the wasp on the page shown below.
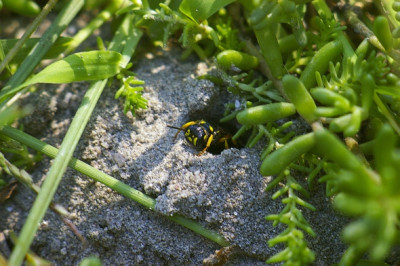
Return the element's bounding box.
[168,120,237,156]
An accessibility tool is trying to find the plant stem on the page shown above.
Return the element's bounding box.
[343,6,385,51]
[8,78,107,265]
[0,152,69,217]
[344,5,400,62]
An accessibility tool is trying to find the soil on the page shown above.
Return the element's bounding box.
[0,46,350,265]
[0,11,350,265]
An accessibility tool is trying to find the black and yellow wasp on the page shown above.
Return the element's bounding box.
[168,120,238,155]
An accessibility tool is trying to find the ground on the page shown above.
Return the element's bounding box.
[0,44,353,265]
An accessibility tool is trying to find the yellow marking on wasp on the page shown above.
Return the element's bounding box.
[173,121,197,139]
[197,134,214,156]
[185,129,191,137]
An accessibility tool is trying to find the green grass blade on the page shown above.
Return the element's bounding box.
[0,37,73,65]
[1,0,84,105]
[7,11,134,266]
[0,0,58,74]
[7,77,106,265]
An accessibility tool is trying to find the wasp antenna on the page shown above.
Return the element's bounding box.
[167,125,183,130]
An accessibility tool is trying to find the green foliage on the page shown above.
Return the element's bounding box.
[210,70,284,104]
[0,104,40,181]
[24,51,123,84]
[181,0,399,263]
[236,103,296,125]
[373,16,393,52]
[0,5,143,264]
[311,39,399,137]
[282,75,317,123]
[216,50,259,70]
[310,16,347,48]
[1,0,40,16]
[317,124,400,264]
[0,37,73,67]
[125,0,245,59]
[2,0,400,264]
[179,0,235,23]
[0,50,124,103]
[253,26,283,78]
[260,133,315,176]
[0,104,31,128]
[214,16,243,51]
[115,75,148,116]
[266,173,316,265]
[300,40,343,89]
[0,133,42,170]
[127,0,219,58]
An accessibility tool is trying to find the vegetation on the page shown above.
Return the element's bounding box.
[1,0,399,265]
